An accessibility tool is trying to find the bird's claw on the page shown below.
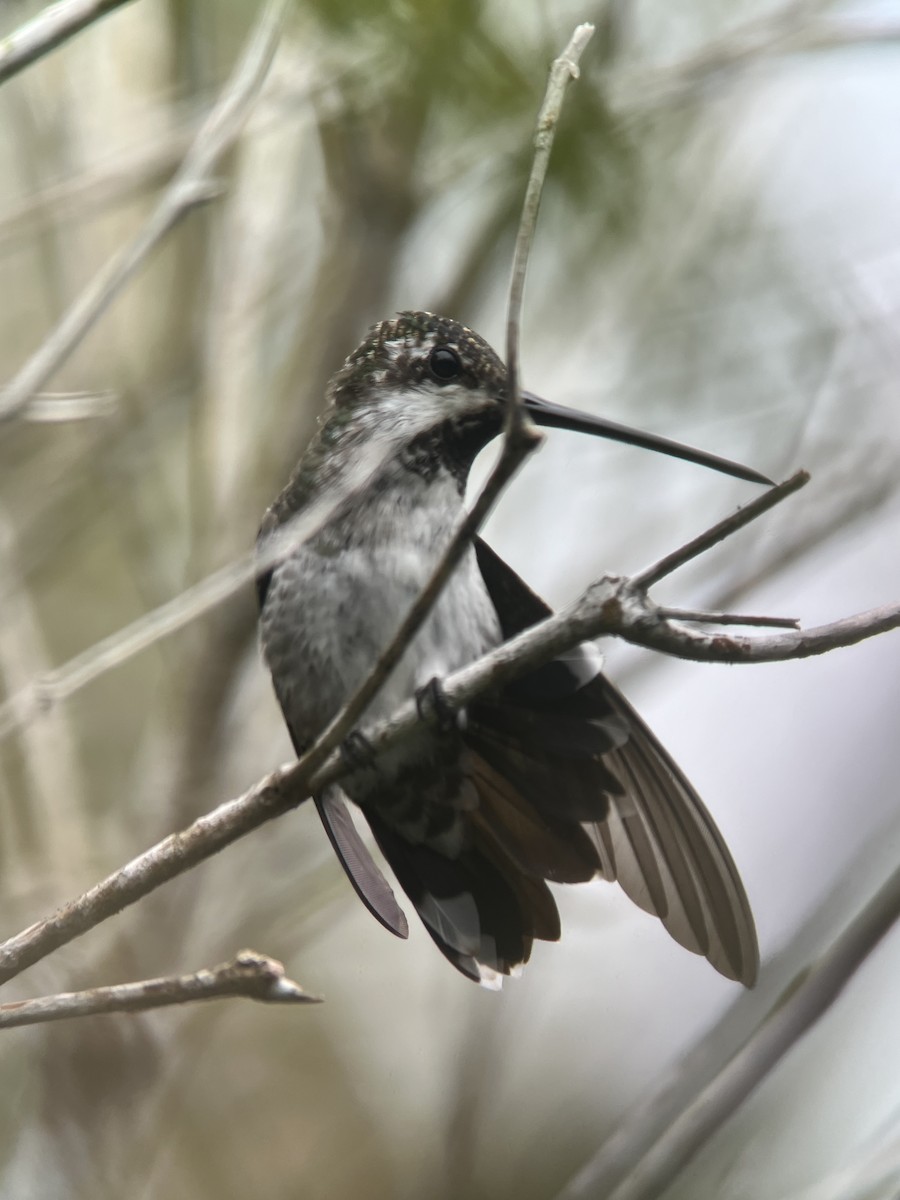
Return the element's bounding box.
[341,730,376,771]
[415,677,460,734]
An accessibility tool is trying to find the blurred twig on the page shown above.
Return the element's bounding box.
[0,0,288,422]
[656,607,799,628]
[0,0,135,87]
[1,472,896,992]
[608,0,900,116]
[548,809,900,1200]
[20,390,118,422]
[557,860,900,1200]
[781,1105,900,1200]
[0,949,318,1028]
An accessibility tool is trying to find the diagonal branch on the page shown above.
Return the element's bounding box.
[0,0,136,87]
[0,0,288,422]
[635,469,810,588]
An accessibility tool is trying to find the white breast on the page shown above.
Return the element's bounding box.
[260,468,502,748]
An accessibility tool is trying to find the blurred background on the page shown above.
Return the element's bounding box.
[1,1,899,1197]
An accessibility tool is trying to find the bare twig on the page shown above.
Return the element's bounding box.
[635,470,810,588]
[656,607,800,629]
[609,4,900,120]
[441,581,900,688]
[0,950,318,1028]
[608,0,843,115]
[0,0,135,87]
[505,22,594,436]
[0,0,288,422]
[573,863,900,1200]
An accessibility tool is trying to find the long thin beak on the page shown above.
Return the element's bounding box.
[522,392,772,486]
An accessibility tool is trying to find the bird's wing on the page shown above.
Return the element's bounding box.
[469,537,759,986]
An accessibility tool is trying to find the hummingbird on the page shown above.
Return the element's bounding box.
[257,311,765,988]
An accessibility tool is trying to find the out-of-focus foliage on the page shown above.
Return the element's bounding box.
[1,2,899,1198]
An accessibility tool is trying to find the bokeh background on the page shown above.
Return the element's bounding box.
[1,1,899,1197]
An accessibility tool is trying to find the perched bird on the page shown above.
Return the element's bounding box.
[257,311,763,987]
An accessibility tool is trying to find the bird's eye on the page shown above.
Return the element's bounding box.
[429,347,462,382]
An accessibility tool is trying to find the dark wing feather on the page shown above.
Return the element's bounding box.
[316,788,409,939]
[468,751,598,882]
[471,538,759,987]
[367,815,534,983]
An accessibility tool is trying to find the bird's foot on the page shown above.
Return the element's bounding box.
[415,677,461,734]
[341,730,377,771]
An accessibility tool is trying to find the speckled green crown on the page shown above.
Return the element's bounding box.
[328,311,507,409]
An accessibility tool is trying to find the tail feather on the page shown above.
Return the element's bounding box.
[314,787,409,939]
[367,813,553,984]
[466,703,620,821]
[468,751,597,883]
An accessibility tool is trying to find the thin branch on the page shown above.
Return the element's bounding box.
[0,0,288,422]
[602,594,900,667]
[635,470,810,588]
[609,0,830,115]
[582,862,900,1200]
[0,950,319,1028]
[0,0,135,87]
[505,22,594,436]
[657,607,800,630]
[281,24,593,786]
